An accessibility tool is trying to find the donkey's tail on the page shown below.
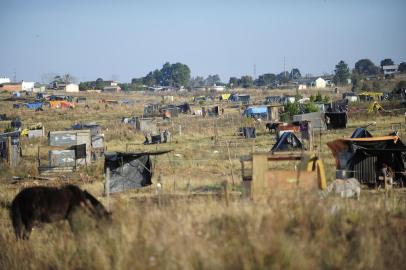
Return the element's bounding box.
[11,200,24,240]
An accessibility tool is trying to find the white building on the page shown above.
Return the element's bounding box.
[210,84,225,92]
[65,83,79,92]
[22,81,35,91]
[0,77,11,84]
[382,65,398,76]
[313,77,327,88]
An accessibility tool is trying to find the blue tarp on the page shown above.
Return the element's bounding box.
[243,107,268,119]
[25,102,43,110]
[244,106,267,115]
[271,132,303,152]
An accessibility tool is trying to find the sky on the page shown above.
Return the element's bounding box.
[1,0,405,83]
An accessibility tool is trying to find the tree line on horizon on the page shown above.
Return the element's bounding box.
[66,58,406,91]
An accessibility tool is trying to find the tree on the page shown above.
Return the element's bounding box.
[354,59,379,75]
[398,62,406,73]
[351,71,363,92]
[256,73,276,87]
[189,76,205,88]
[333,60,350,86]
[289,68,301,80]
[239,75,254,88]
[380,58,394,67]
[131,77,143,84]
[285,102,299,118]
[304,103,319,113]
[61,73,76,84]
[276,71,289,83]
[315,92,323,102]
[204,74,221,86]
[229,77,239,87]
[168,62,191,87]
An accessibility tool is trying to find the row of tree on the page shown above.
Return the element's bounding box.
[334,58,406,86]
[228,68,302,88]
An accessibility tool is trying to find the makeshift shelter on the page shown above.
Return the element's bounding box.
[325,112,347,129]
[351,128,372,138]
[104,150,171,193]
[176,103,191,114]
[21,123,45,138]
[271,132,304,152]
[243,106,268,120]
[136,118,158,133]
[143,104,161,117]
[327,136,406,186]
[203,106,220,117]
[293,112,325,130]
[0,131,21,167]
[72,123,102,137]
[267,105,282,122]
[71,123,105,159]
[48,130,91,165]
[161,105,179,118]
[230,94,250,104]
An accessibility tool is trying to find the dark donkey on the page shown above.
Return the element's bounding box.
[10,185,111,240]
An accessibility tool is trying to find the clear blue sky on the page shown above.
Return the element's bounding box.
[1,0,405,83]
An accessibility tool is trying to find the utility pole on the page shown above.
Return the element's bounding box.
[253,64,256,80]
[283,56,286,78]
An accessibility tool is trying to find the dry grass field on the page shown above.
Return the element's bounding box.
[1,89,406,269]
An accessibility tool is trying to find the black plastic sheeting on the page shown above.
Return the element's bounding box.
[271,132,303,152]
[351,128,372,138]
[104,151,171,193]
[325,112,347,129]
[328,138,406,185]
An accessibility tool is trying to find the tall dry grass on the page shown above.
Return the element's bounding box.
[0,192,405,269]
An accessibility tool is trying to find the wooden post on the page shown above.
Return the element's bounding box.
[105,167,110,211]
[308,121,313,151]
[252,153,268,202]
[226,141,235,187]
[7,136,12,167]
[223,180,229,207]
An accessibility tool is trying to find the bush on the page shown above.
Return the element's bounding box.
[304,102,319,113]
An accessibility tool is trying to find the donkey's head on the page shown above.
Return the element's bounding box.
[82,190,112,222]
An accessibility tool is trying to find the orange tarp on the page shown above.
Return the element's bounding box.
[49,101,75,109]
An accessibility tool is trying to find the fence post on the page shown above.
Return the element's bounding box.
[105,167,110,212]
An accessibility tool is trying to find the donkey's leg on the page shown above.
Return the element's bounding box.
[23,220,33,240]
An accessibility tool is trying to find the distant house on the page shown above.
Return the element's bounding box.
[0,83,21,92]
[343,92,358,102]
[313,77,327,88]
[0,80,35,92]
[50,81,66,90]
[382,65,398,76]
[103,85,121,93]
[0,77,11,84]
[33,83,46,93]
[22,81,35,91]
[210,84,225,92]
[65,83,79,93]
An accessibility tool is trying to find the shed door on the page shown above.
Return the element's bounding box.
[76,131,91,165]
